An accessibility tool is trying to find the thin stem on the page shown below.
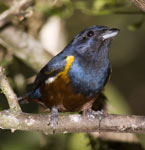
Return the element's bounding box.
[0,67,22,112]
[0,0,33,27]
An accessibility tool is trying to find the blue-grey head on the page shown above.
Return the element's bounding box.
[67,25,119,60]
[66,26,120,97]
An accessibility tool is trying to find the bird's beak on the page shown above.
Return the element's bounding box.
[102,28,120,41]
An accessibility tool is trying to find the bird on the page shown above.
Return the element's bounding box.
[19,25,119,131]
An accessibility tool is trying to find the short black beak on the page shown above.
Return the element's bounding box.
[102,28,120,40]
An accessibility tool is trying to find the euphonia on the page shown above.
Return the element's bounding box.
[19,25,119,130]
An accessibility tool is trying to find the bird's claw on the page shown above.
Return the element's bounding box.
[49,106,59,133]
[83,109,105,133]
[93,110,105,133]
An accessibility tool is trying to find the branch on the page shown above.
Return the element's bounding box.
[0,67,21,112]
[0,26,52,71]
[0,0,33,28]
[0,110,145,134]
[130,0,145,11]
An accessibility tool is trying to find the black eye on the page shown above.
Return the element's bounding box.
[87,31,94,37]
[82,37,86,40]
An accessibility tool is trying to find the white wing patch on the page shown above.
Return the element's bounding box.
[45,76,56,84]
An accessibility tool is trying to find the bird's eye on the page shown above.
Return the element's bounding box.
[87,31,94,37]
[82,37,86,40]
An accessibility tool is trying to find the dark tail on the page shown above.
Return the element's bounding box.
[18,88,41,104]
[18,93,31,104]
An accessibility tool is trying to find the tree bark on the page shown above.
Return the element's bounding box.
[130,0,145,11]
[0,110,145,134]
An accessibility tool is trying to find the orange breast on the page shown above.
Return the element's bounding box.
[41,77,97,112]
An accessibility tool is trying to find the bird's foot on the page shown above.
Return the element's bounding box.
[48,106,59,133]
[83,109,93,118]
[83,109,105,133]
[93,110,105,133]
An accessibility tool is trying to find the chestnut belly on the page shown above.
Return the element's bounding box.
[41,77,98,112]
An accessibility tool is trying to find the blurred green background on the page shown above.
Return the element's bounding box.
[0,0,145,150]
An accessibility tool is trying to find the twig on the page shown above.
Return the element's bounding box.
[0,0,33,28]
[0,110,145,134]
[130,0,145,12]
[0,26,52,71]
[0,67,22,112]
